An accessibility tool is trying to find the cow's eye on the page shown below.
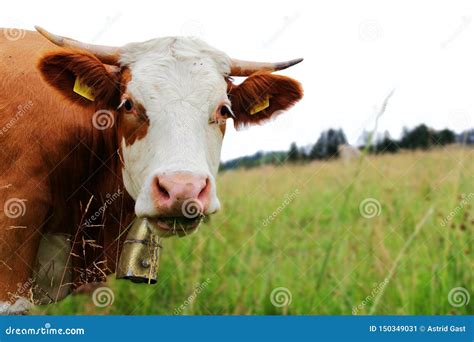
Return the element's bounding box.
[219,104,234,118]
[124,99,134,111]
[210,103,234,125]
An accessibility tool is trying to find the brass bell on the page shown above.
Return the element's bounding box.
[116,218,162,284]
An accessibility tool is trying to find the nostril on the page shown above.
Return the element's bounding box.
[198,178,210,202]
[155,177,170,200]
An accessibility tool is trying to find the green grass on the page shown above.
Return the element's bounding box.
[34,146,473,315]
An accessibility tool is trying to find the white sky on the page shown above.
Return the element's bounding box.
[2,0,473,161]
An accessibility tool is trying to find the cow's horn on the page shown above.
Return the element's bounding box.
[229,57,303,76]
[35,26,120,65]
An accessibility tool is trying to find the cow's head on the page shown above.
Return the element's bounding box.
[36,26,303,237]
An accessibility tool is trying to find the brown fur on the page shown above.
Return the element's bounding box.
[38,50,121,108]
[119,101,150,146]
[0,30,135,304]
[228,71,303,128]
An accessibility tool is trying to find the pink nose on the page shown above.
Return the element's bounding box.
[152,172,210,216]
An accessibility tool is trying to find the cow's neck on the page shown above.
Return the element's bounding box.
[44,105,135,283]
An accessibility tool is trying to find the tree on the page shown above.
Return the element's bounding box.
[310,132,326,160]
[288,142,300,162]
[375,131,399,154]
[432,129,455,146]
[399,125,458,150]
[310,128,348,160]
[400,124,431,150]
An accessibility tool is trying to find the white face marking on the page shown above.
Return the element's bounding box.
[118,37,231,217]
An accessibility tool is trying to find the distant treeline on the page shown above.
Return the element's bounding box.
[220,125,474,171]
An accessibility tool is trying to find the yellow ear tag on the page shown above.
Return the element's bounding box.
[249,95,270,115]
[73,77,95,101]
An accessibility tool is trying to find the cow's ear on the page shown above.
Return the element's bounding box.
[38,50,120,108]
[228,71,303,128]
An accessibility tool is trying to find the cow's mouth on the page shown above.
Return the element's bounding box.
[148,216,203,237]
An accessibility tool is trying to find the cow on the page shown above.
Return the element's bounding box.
[0,26,303,314]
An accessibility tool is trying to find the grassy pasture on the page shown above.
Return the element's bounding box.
[36,146,473,315]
